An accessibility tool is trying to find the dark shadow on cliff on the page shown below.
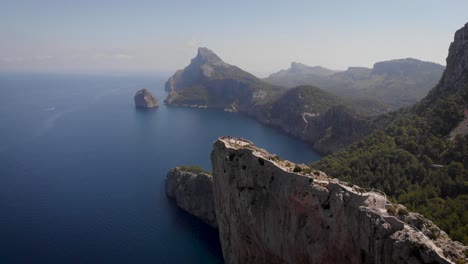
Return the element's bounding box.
[165,198,224,264]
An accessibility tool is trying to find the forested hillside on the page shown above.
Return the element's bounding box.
[314,23,468,244]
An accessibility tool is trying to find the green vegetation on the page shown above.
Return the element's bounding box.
[397,207,409,216]
[269,85,345,119]
[169,85,209,105]
[271,155,283,162]
[293,166,302,173]
[314,81,468,244]
[387,205,397,216]
[178,165,211,174]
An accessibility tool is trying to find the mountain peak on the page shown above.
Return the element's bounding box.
[195,47,223,63]
[165,47,260,93]
[289,62,310,73]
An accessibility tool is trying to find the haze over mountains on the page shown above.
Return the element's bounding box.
[264,58,445,112]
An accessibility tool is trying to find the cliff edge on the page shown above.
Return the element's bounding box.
[209,137,467,264]
[165,167,217,228]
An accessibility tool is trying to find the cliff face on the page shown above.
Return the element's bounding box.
[165,167,217,228]
[134,89,159,109]
[425,23,468,102]
[210,137,466,264]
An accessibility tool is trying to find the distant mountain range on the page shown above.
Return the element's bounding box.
[264,58,445,112]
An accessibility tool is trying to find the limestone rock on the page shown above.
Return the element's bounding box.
[164,47,234,93]
[163,47,282,111]
[165,167,217,228]
[210,137,466,264]
[134,88,159,109]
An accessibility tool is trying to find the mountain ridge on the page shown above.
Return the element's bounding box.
[264,58,445,112]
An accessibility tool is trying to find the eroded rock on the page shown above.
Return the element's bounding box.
[134,88,159,109]
[165,167,217,228]
[210,137,466,264]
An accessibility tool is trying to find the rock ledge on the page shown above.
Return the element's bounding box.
[211,136,466,264]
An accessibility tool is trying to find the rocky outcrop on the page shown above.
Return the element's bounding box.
[210,137,467,264]
[165,47,233,93]
[163,47,282,110]
[134,89,159,109]
[425,23,468,102]
[165,167,217,228]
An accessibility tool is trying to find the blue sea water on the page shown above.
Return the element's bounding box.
[0,73,321,263]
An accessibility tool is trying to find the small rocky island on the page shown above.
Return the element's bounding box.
[134,88,159,109]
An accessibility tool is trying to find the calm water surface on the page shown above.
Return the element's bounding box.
[0,73,321,263]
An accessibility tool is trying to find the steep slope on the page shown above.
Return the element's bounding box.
[264,59,445,113]
[165,166,217,228]
[314,23,468,244]
[205,137,465,263]
[164,47,284,111]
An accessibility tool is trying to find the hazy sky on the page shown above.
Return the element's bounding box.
[1,0,467,76]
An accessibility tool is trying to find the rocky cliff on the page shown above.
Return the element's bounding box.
[165,167,217,228]
[210,137,467,264]
[134,88,159,109]
[164,47,283,110]
[424,23,468,103]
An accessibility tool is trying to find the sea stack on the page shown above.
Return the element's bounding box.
[134,89,159,109]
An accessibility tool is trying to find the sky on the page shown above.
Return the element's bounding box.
[1,0,467,76]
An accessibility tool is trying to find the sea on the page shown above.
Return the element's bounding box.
[0,73,321,263]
